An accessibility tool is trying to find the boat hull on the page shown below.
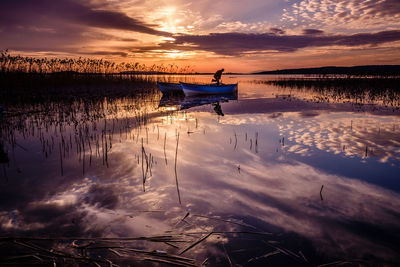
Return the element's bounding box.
[180,82,238,96]
[157,82,183,94]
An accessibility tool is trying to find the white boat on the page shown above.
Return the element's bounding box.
[157,82,183,94]
[180,82,238,96]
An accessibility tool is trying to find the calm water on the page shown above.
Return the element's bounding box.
[1,75,400,266]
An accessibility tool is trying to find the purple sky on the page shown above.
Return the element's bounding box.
[1,0,400,72]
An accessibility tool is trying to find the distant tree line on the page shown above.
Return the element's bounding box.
[254,65,400,77]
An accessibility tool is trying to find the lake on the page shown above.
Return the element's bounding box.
[1,75,399,266]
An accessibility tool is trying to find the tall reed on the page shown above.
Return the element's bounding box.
[0,50,194,74]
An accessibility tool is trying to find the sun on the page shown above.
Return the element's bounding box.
[163,50,198,59]
[156,6,188,34]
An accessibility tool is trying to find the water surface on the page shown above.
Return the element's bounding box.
[1,75,400,266]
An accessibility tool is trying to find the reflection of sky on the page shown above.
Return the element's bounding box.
[1,80,400,265]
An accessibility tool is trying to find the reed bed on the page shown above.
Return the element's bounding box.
[262,76,400,107]
[0,50,194,107]
[0,86,166,179]
[0,50,170,175]
[0,50,194,74]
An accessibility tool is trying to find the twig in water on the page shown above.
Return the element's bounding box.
[179,232,213,255]
[223,244,233,267]
[181,210,190,222]
[14,142,28,152]
[164,242,180,249]
[192,214,257,230]
[247,250,280,263]
[299,251,309,263]
[175,132,181,204]
[175,210,191,227]
[164,132,168,165]
[144,258,198,267]
[59,143,63,176]
[255,132,258,153]
[141,138,146,192]
[262,240,303,263]
[320,185,324,201]
[317,260,365,267]
[234,131,237,150]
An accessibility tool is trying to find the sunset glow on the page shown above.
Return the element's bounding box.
[1,0,400,72]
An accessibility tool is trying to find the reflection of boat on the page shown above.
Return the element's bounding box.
[158,93,238,114]
[158,94,184,108]
[157,82,183,94]
[180,82,238,96]
[180,92,238,110]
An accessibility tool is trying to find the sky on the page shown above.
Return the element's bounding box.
[1,0,400,72]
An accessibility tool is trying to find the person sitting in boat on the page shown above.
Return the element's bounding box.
[212,68,224,85]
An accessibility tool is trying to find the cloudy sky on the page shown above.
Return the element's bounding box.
[1,0,400,72]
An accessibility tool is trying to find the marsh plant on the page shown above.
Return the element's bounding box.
[262,76,400,108]
[0,50,194,74]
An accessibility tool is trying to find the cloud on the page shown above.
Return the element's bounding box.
[147,30,400,56]
[282,0,400,30]
[0,0,169,36]
[0,0,399,70]
[303,28,324,35]
[85,51,129,57]
[270,28,286,35]
[0,0,172,56]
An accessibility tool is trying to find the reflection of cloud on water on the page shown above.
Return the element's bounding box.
[2,98,400,264]
[219,108,400,162]
[173,139,400,262]
[209,96,400,162]
[155,114,400,262]
[287,144,312,156]
[277,112,400,162]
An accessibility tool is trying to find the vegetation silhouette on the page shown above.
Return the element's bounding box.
[263,77,400,108]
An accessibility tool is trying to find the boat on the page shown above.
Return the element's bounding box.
[157,82,183,94]
[180,82,238,96]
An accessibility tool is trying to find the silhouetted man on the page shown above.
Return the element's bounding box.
[213,68,224,85]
